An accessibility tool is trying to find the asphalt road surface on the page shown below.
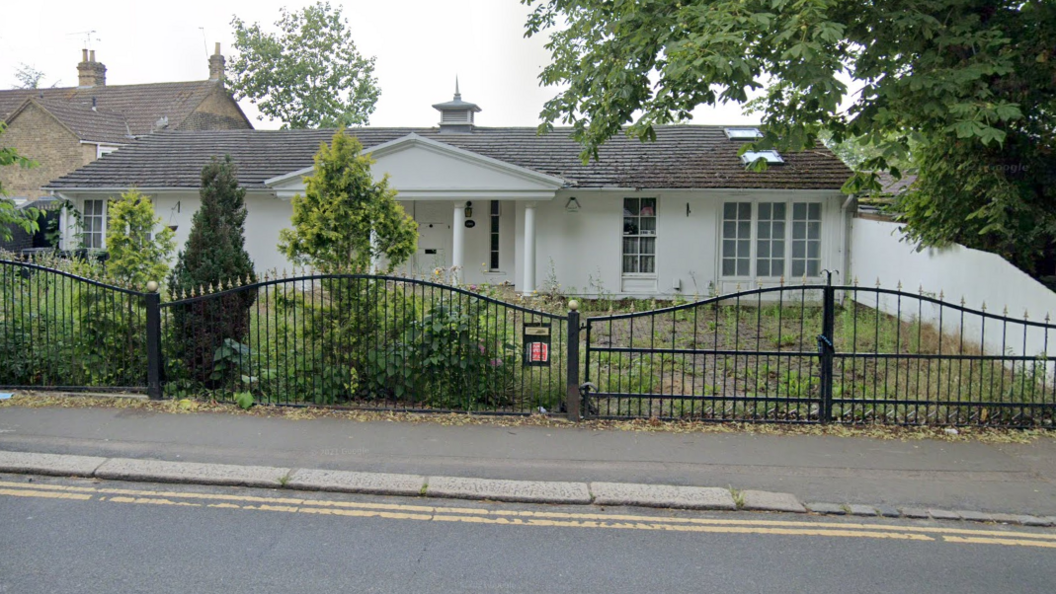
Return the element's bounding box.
[0,474,1053,594]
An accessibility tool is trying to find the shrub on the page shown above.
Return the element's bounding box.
[365,298,517,409]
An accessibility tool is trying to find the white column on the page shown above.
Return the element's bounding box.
[368,230,379,274]
[522,201,537,295]
[452,201,466,282]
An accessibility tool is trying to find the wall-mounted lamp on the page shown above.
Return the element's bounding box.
[565,197,581,212]
[464,201,473,218]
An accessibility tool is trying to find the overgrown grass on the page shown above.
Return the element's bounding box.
[583,293,1056,426]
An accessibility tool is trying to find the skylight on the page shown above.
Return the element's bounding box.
[724,127,763,140]
[741,150,785,165]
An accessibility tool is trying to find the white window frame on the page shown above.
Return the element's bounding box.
[719,199,824,281]
[621,197,658,277]
[81,198,107,250]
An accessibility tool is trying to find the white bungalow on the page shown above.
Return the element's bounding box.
[44,89,852,298]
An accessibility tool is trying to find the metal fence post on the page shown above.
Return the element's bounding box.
[145,281,163,400]
[819,272,836,423]
[566,300,581,421]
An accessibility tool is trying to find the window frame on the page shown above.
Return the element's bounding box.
[621,197,658,277]
[489,200,501,272]
[718,198,824,281]
[81,198,107,250]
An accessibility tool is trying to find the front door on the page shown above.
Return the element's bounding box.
[413,221,450,274]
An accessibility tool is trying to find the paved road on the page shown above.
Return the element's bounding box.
[1,475,1053,594]
[3,406,1056,514]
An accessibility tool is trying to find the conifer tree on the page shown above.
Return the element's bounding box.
[168,156,256,386]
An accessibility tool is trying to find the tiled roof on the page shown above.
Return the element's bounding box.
[0,81,224,139]
[12,98,133,144]
[46,126,853,191]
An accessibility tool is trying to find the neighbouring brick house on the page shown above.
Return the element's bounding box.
[0,44,251,253]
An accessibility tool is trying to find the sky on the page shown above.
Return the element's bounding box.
[0,0,761,130]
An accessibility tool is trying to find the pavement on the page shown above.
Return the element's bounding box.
[2,404,1056,524]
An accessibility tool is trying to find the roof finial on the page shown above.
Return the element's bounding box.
[454,75,461,101]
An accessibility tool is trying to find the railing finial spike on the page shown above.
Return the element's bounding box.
[779,275,785,286]
[960,296,966,307]
[1002,305,1008,316]
[1046,313,1051,324]
[853,276,859,287]
[981,301,987,312]
[939,289,945,301]
[875,277,881,288]
[918,284,924,295]
[896,280,903,291]
[1023,309,1029,321]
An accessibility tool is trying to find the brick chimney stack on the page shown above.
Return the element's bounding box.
[208,43,225,83]
[77,49,106,87]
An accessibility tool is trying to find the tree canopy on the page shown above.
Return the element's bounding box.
[279,130,417,273]
[13,64,47,89]
[104,189,175,288]
[0,123,39,243]
[229,1,381,129]
[524,1,1056,271]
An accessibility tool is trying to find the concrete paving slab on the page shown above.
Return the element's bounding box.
[287,469,425,497]
[954,510,993,523]
[590,482,736,510]
[875,505,901,518]
[425,476,591,504]
[741,490,806,513]
[928,509,962,520]
[846,504,878,517]
[0,450,106,477]
[900,507,931,519]
[805,502,846,515]
[95,458,289,488]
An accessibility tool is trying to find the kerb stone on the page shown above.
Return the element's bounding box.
[928,509,962,521]
[288,469,425,497]
[0,451,106,477]
[954,510,993,523]
[95,458,290,488]
[805,502,846,515]
[425,476,591,504]
[741,490,806,513]
[590,482,736,510]
[846,504,878,517]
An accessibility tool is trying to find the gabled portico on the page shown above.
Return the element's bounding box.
[265,133,566,292]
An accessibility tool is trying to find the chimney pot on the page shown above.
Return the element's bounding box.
[77,49,106,87]
[214,42,221,55]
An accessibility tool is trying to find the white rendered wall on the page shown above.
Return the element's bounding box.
[849,217,1056,358]
[529,189,846,299]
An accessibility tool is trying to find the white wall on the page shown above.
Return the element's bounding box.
[530,189,846,299]
[849,217,1056,358]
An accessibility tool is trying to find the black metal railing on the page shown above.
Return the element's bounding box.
[583,285,826,422]
[0,259,150,392]
[582,276,1056,427]
[160,274,569,414]
[4,257,1055,427]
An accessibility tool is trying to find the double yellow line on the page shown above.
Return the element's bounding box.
[2,479,1054,549]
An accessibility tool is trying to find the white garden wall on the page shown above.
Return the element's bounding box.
[849,217,1056,359]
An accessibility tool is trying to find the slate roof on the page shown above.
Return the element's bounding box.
[0,80,226,140]
[46,126,853,191]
